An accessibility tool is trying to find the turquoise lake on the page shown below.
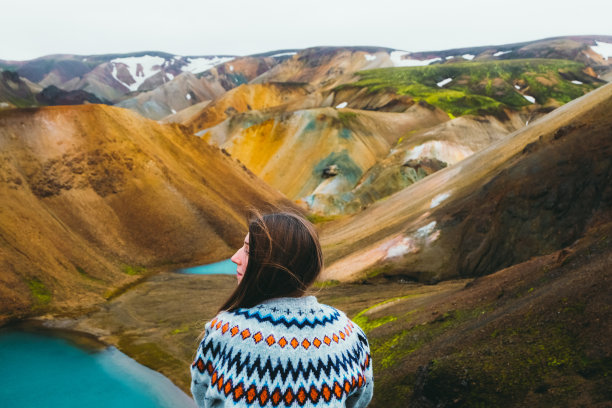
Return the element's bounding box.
[178,258,235,275]
[0,328,196,408]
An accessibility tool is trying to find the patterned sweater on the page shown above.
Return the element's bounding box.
[191,296,373,407]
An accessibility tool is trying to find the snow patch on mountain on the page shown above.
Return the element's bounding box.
[111,55,166,92]
[391,51,442,67]
[336,102,348,109]
[181,56,234,74]
[404,140,474,165]
[523,95,536,103]
[590,41,612,60]
[364,54,377,61]
[572,80,583,85]
[437,78,452,87]
[430,192,451,208]
[494,50,512,57]
[271,52,297,58]
[462,54,475,60]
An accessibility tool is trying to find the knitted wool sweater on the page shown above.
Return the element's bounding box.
[191,296,373,408]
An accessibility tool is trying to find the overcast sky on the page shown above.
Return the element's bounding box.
[2,0,611,60]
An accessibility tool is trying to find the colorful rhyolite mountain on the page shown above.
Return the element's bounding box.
[0,104,293,321]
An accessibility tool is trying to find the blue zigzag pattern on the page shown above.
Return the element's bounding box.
[198,334,370,383]
[229,308,342,329]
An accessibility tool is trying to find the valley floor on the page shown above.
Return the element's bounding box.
[25,220,612,407]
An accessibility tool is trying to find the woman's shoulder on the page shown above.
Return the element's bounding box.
[204,296,356,333]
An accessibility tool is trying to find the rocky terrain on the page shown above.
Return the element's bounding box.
[0,104,293,322]
[1,35,611,407]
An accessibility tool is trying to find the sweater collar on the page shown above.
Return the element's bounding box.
[258,295,319,309]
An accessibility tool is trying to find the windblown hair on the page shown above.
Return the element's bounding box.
[219,211,323,312]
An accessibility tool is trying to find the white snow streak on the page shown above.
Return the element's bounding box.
[590,41,612,60]
[430,192,451,208]
[416,221,437,238]
[364,54,377,61]
[186,93,192,100]
[390,51,441,67]
[462,54,475,60]
[271,52,297,57]
[437,78,452,87]
[493,50,512,57]
[111,55,165,92]
[523,95,536,103]
[571,80,583,85]
[181,56,234,74]
[514,85,521,90]
[336,102,348,109]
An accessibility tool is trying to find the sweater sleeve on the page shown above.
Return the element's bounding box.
[190,322,214,408]
[346,327,374,408]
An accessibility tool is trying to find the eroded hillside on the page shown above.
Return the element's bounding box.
[320,81,612,283]
[0,104,292,322]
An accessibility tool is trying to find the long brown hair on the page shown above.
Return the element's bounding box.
[219,211,323,312]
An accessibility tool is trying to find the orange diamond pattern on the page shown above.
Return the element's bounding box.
[246,385,257,404]
[313,338,322,348]
[333,382,343,399]
[278,337,288,348]
[309,385,320,403]
[253,332,263,344]
[216,374,224,391]
[266,335,275,346]
[271,389,282,405]
[323,336,331,345]
[302,339,311,349]
[230,325,239,336]
[290,338,299,349]
[322,384,332,402]
[284,388,294,405]
[333,334,339,343]
[297,387,307,404]
[203,369,366,406]
[241,329,251,339]
[340,331,345,340]
[221,323,229,334]
[258,387,269,405]
[233,383,244,400]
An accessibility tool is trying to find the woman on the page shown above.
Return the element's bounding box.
[191,212,373,407]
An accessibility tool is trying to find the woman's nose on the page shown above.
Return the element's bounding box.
[231,250,240,264]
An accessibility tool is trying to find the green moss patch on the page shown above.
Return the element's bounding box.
[338,59,601,117]
[27,278,51,307]
[122,265,146,276]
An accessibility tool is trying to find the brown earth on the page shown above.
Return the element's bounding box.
[320,81,612,283]
[47,217,610,407]
[185,82,311,133]
[0,104,294,322]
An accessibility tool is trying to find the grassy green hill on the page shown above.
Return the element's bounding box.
[339,59,602,117]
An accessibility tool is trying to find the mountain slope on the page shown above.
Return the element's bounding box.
[185,82,311,132]
[0,52,281,104]
[0,104,292,322]
[320,81,612,282]
[199,105,448,202]
[0,70,41,107]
